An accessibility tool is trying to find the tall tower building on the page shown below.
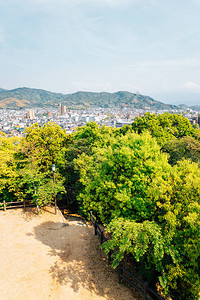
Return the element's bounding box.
[26,110,35,120]
[59,103,66,115]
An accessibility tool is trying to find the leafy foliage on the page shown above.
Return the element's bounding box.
[0,122,67,209]
[63,122,116,211]
[163,136,200,166]
[0,136,23,203]
[22,122,67,167]
[75,131,171,222]
[18,122,67,208]
[132,112,195,146]
[75,128,200,299]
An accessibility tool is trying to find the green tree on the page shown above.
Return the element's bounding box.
[75,131,200,299]
[132,112,195,146]
[75,131,171,221]
[18,122,67,210]
[63,122,116,210]
[22,122,67,168]
[0,136,23,204]
[163,136,200,166]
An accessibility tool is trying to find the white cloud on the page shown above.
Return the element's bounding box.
[93,0,134,6]
[67,81,113,92]
[65,80,142,94]
[0,26,5,43]
[135,58,200,69]
[8,0,131,5]
[185,81,200,92]
[0,0,141,8]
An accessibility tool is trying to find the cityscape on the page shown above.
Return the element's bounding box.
[1,103,200,136]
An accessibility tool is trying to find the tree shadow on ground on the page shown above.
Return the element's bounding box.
[20,205,56,221]
[33,216,139,299]
[20,207,38,221]
[42,205,57,215]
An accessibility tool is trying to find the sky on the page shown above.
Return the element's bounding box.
[0,0,200,105]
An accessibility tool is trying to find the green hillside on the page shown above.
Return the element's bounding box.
[0,87,177,109]
[190,105,200,112]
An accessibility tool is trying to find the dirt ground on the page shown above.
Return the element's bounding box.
[0,206,140,300]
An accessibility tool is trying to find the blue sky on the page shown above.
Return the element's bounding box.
[0,0,200,105]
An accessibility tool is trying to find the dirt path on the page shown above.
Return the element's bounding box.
[0,207,140,300]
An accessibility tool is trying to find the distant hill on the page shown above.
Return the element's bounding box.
[0,87,178,110]
[0,88,7,92]
[178,104,188,109]
[189,105,200,112]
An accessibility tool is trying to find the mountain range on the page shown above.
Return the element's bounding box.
[0,87,196,110]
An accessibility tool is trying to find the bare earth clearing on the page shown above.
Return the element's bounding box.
[0,207,139,300]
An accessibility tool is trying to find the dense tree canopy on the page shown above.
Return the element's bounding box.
[19,122,66,208]
[0,123,66,209]
[0,136,23,203]
[22,122,67,167]
[132,112,195,146]
[162,136,200,166]
[75,129,200,299]
[63,122,116,209]
[75,131,171,222]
